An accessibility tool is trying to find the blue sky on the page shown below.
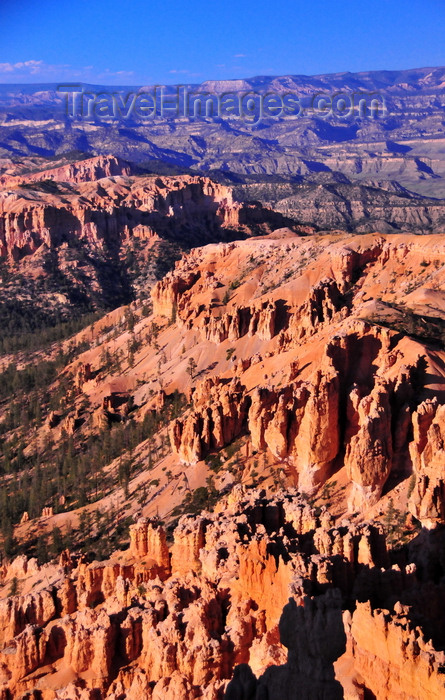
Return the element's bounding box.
[1,0,444,84]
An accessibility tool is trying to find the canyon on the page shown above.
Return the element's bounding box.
[0,223,444,696]
[0,145,444,697]
[3,66,445,235]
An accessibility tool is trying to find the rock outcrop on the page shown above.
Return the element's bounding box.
[170,376,251,464]
[168,326,425,504]
[0,489,444,699]
[129,518,171,577]
[0,155,133,188]
[0,173,242,262]
[409,401,445,527]
[344,601,445,700]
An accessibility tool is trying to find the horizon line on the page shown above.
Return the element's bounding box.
[0,63,444,90]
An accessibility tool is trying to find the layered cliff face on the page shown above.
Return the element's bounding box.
[267,179,445,234]
[0,155,134,188]
[151,233,445,516]
[1,488,444,699]
[0,156,293,322]
[0,162,242,262]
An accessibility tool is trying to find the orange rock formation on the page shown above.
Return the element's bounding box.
[1,488,443,698]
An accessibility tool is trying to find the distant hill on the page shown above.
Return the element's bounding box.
[1,66,445,197]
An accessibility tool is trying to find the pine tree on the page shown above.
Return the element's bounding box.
[187,357,197,380]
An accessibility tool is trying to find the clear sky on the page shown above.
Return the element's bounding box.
[1,0,444,85]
